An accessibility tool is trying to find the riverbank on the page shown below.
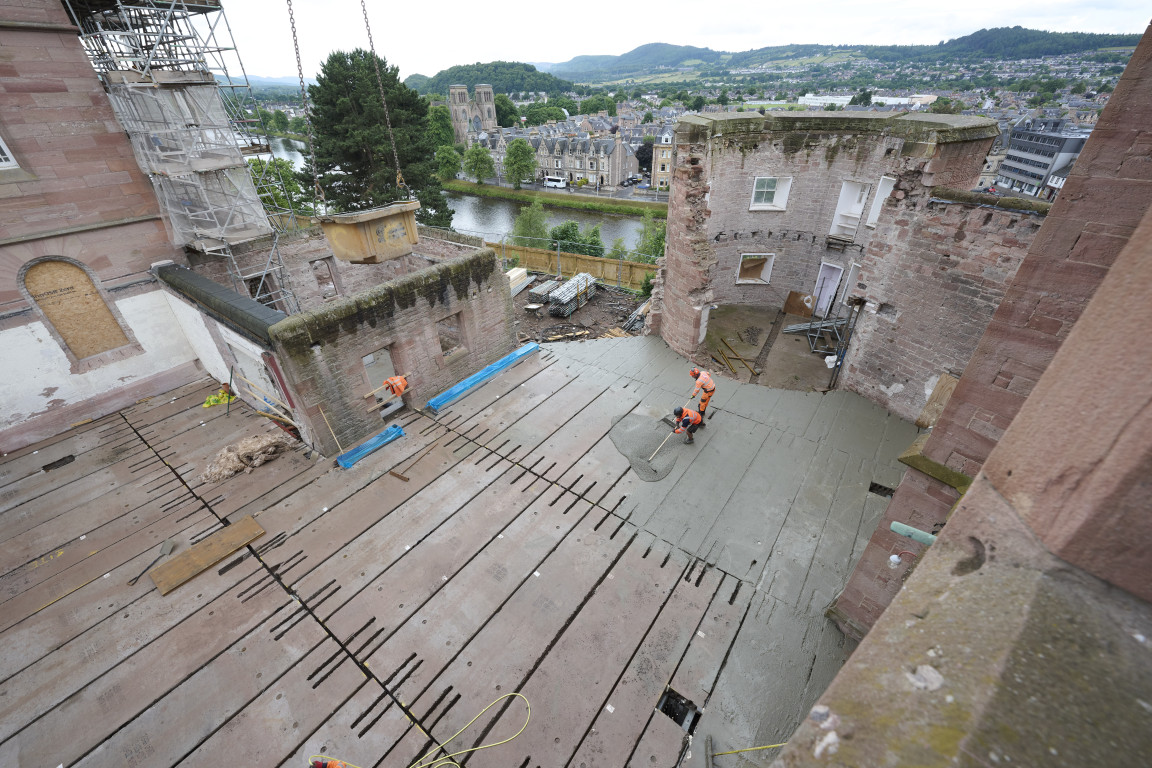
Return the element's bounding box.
[443,180,667,218]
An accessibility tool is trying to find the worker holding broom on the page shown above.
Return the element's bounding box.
[688,367,716,421]
[673,406,703,445]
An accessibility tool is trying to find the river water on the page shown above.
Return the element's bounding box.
[269,136,645,248]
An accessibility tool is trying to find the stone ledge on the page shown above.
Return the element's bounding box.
[773,473,1152,767]
[898,432,973,493]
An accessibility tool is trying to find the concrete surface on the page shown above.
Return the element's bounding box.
[0,336,917,767]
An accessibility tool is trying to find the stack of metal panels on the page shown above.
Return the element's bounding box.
[528,280,559,302]
[548,273,596,317]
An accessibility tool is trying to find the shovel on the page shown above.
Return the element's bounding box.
[127,539,175,586]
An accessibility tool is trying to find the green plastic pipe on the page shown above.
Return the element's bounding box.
[890,521,937,546]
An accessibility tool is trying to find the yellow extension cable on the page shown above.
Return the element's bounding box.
[308,691,530,768]
[713,741,788,756]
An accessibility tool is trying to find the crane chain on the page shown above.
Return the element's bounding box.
[360,0,408,195]
[286,0,326,210]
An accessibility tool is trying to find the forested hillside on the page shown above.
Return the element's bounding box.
[406,61,571,96]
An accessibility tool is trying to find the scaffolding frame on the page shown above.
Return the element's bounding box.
[62,0,301,314]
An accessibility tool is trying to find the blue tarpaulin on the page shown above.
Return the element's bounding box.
[425,343,539,415]
[336,424,404,469]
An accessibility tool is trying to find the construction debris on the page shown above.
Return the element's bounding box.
[506,267,533,296]
[548,273,596,317]
[622,298,651,332]
[527,280,560,302]
[198,433,295,484]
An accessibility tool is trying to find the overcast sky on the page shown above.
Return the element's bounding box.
[223,2,1150,81]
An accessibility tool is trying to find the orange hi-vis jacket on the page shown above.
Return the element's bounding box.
[691,371,715,397]
[675,407,702,432]
[385,376,408,397]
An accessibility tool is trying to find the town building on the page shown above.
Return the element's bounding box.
[448,84,498,144]
[994,116,1091,197]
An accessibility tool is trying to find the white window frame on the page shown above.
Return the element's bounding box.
[736,253,775,285]
[866,176,897,227]
[749,176,792,211]
[0,134,19,170]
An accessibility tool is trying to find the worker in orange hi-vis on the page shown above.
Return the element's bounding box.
[688,367,716,421]
[673,406,703,445]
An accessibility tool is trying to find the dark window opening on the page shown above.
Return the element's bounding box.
[437,313,465,357]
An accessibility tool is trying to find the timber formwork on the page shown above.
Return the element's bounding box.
[0,337,917,767]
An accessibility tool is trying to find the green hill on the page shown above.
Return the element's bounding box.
[406,61,572,96]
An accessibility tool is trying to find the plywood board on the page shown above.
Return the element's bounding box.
[784,290,815,318]
[917,373,959,428]
[24,260,129,359]
[149,515,265,595]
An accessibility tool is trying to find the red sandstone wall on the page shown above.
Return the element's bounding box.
[842,197,1039,422]
[0,4,183,313]
[268,249,517,456]
[653,115,994,360]
[831,23,1152,637]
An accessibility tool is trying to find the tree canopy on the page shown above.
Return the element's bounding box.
[494,93,519,127]
[306,48,449,226]
[634,141,653,172]
[503,138,536,189]
[248,157,313,217]
[523,104,567,126]
[579,94,617,116]
[406,61,572,97]
[462,144,495,184]
[635,211,666,263]
[549,221,604,258]
[435,145,461,182]
[427,105,455,150]
[510,198,548,247]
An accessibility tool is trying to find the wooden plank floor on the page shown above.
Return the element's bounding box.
[0,338,919,768]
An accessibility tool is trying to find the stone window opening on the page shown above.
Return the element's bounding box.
[736,253,775,285]
[437,312,467,360]
[363,346,404,419]
[0,133,18,170]
[310,258,340,300]
[866,176,897,227]
[749,176,792,211]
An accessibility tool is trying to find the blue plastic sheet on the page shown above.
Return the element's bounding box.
[425,343,539,415]
[336,424,404,469]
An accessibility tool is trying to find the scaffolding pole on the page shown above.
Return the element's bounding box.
[63,0,302,315]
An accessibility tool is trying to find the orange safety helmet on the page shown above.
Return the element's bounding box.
[689,368,700,379]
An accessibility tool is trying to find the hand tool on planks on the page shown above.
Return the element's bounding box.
[648,430,677,462]
[366,390,401,413]
[362,372,410,399]
[318,405,343,453]
[389,439,439,481]
[127,539,175,586]
[234,373,292,412]
[722,338,761,375]
[717,348,737,375]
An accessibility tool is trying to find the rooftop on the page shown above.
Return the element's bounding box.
[0,336,917,766]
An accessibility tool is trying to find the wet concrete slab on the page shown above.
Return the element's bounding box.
[0,339,919,767]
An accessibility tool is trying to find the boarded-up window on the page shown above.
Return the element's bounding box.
[24,260,129,359]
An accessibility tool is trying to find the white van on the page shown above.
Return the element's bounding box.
[543,176,567,188]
